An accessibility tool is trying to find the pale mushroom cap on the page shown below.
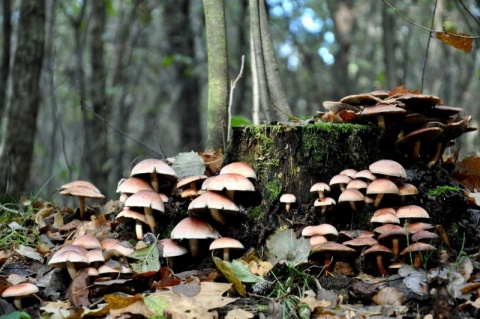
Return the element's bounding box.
[314,197,336,206]
[116,177,153,194]
[398,183,419,196]
[125,190,165,212]
[338,189,364,202]
[177,175,208,190]
[171,217,220,240]
[2,282,39,298]
[181,189,198,198]
[399,242,436,255]
[364,244,393,256]
[280,193,296,204]
[59,185,104,199]
[115,208,148,224]
[188,192,239,211]
[354,170,377,182]
[309,235,328,246]
[220,162,257,180]
[411,230,438,242]
[85,249,105,263]
[302,224,338,238]
[329,174,352,187]
[339,169,358,179]
[48,249,89,268]
[343,237,378,247]
[374,224,405,235]
[366,178,399,195]
[396,205,429,219]
[101,238,120,251]
[371,207,400,224]
[202,173,255,192]
[369,160,407,180]
[347,179,368,190]
[310,182,331,193]
[407,222,434,234]
[59,180,101,193]
[98,260,121,275]
[311,241,355,253]
[101,239,134,257]
[209,237,244,251]
[158,238,188,257]
[130,158,177,178]
[72,234,102,250]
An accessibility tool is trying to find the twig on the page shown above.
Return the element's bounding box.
[459,0,480,26]
[227,55,245,142]
[383,0,480,39]
[421,0,438,93]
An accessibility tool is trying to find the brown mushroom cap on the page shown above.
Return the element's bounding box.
[396,205,429,219]
[171,217,220,259]
[116,177,153,194]
[397,183,418,197]
[407,222,435,234]
[2,282,39,309]
[115,208,148,240]
[371,207,400,224]
[72,234,102,250]
[329,174,352,191]
[340,93,382,106]
[85,249,106,264]
[125,190,165,212]
[220,162,257,180]
[366,178,399,207]
[346,179,368,191]
[399,242,437,268]
[188,191,239,224]
[158,239,188,258]
[369,160,407,180]
[338,189,364,210]
[343,237,378,248]
[201,173,255,201]
[209,237,244,261]
[131,158,177,179]
[339,229,375,240]
[314,197,336,214]
[302,224,338,240]
[411,230,439,242]
[176,175,208,191]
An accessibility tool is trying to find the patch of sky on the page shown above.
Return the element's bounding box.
[300,8,323,33]
[318,47,334,65]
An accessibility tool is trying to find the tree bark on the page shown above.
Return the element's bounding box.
[382,4,398,89]
[0,0,45,197]
[83,0,108,193]
[203,0,229,151]
[0,0,12,120]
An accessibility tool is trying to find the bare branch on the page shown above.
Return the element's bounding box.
[227,55,245,141]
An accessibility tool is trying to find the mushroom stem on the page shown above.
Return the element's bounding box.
[66,261,78,279]
[349,201,357,211]
[189,239,199,259]
[428,142,443,168]
[376,254,388,276]
[150,172,159,192]
[413,253,422,269]
[318,191,324,199]
[78,196,86,220]
[144,207,156,232]
[373,194,384,207]
[324,252,333,273]
[413,140,421,158]
[321,207,327,215]
[223,248,231,261]
[392,238,399,259]
[285,203,291,212]
[166,256,174,270]
[210,208,227,225]
[13,298,22,310]
[225,190,235,202]
[377,116,386,130]
[135,220,144,240]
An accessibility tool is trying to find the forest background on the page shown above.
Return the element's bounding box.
[0,0,479,202]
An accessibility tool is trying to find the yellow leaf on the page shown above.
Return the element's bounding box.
[435,31,473,52]
[213,256,246,296]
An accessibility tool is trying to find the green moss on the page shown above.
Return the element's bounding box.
[248,206,267,220]
[427,185,461,197]
[265,178,283,201]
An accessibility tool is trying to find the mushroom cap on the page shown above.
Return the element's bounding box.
[72,234,102,250]
[302,224,338,238]
[59,184,104,199]
[407,222,435,234]
[201,173,255,192]
[115,208,148,224]
[340,93,381,105]
[399,242,436,255]
[116,177,153,194]
[188,191,239,211]
[98,259,121,275]
[48,249,89,268]
[371,207,400,224]
[366,178,399,195]
[209,237,244,251]
[343,237,378,247]
[130,158,177,179]
[369,160,407,180]
[177,175,208,190]
[314,197,336,207]
[346,179,368,191]
[101,239,134,257]
[338,189,364,203]
[339,229,375,239]
[396,205,429,219]
[59,180,101,193]
[398,183,418,196]
[411,230,439,242]
[220,162,257,180]
[374,224,405,235]
[357,104,406,118]
[310,182,331,193]
[158,238,188,257]
[280,193,296,204]
[339,169,358,179]
[364,244,393,256]
[311,241,355,253]
[329,174,352,187]
[125,190,165,212]
[2,282,39,298]
[354,170,377,182]
[85,249,106,263]
[181,189,198,199]
[171,217,220,240]
[309,235,328,246]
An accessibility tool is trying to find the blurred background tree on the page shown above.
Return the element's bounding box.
[0,0,478,200]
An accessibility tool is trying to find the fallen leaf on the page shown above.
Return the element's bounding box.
[109,300,154,318]
[86,294,144,316]
[34,206,54,226]
[266,228,310,266]
[213,256,246,296]
[129,242,161,274]
[435,31,473,52]
[229,260,265,283]
[40,300,79,319]
[15,245,43,262]
[300,290,331,311]
[172,277,201,297]
[67,268,89,307]
[143,294,170,316]
[198,148,223,175]
[225,308,254,319]
[172,151,207,179]
[153,267,182,288]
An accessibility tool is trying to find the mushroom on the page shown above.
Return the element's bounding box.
[170,217,220,259]
[366,178,399,207]
[339,169,357,179]
[48,245,89,279]
[329,174,352,192]
[346,179,368,193]
[201,173,255,201]
[314,197,336,214]
[59,180,104,220]
[338,188,364,211]
[209,237,244,260]
[157,238,188,269]
[2,282,39,309]
[125,190,165,232]
[310,182,330,199]
[220,162,257,181]
[130,158,177,192]
[302,224,338,241]
[188,191,239,225]
[369,159,407,181]
[115,208,148,240]
[311,242,355,274]
[72,234,102,250]
[356,104,406,129]
[400,242,436,269]
[364,244,393,276]
[377,225,409,259]
[371,207,400,224]
[101,238,134,258]
[279,194,296,212]
[397,183,418,203]
[354,170,377,183]
[177,175,208,192]
[116,177,153,203]
[396,205,429,222]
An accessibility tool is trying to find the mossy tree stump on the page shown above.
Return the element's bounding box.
[224,123,392,248]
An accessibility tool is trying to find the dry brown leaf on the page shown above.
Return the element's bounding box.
[172,276,201,297]
[389,85,410,96]
[198,148,223,175]
[248,260,272,276]
[225,308,254,319]
[372,287,405,306]
[40,300,80,319]
[6,274,25,285]
[300,290,331,312]
[86,294,145,316]
[164,294,217,319]
[435,31,473,52]
[109,300,154,318]
[67,268,90,307]
[35,206,54,226]
[15,245,43,262]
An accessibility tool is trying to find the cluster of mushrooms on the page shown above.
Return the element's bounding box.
[321,88,476,167]
[296,159,438,276]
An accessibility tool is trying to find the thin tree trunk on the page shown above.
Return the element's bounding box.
[0,0,12,120]
[0,0,45,197]
[203,0,229,151]
[382,3,397,88]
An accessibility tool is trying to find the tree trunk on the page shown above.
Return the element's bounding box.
[203,0,229,151]
[83,0,108,193]
[0,0,45,197]
[0,0,12,120]
[382,4,398,89]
